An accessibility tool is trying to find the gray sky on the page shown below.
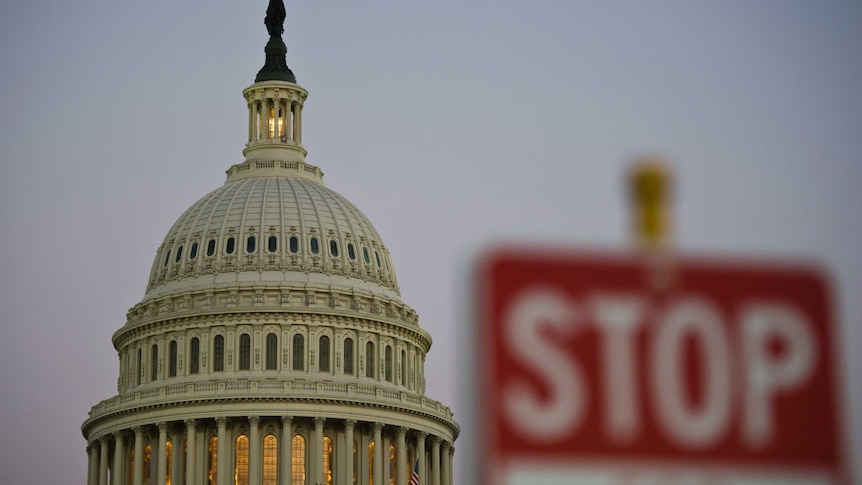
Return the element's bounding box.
[1,1,860,483]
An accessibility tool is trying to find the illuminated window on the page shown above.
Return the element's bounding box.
[353,440,358,485]
[389,444,397,485]
[239,334,251,370]
[263,435,278,485]
[265,333,278,370]
[144,444,152,482]
[319,335,330,372]
[368,441,374,485]
[208,437,218,485]
[190,337,200,374]
[166,441,173,485]
[343,338,354,375]
[291,435,306,485]
[292,334,304,371]
[322,436,334,485]
[128,449,135,485]
[213,335,225,372]
[384,345,392,382]
[169,340,178,377]
[365,342,375,378]
[235,435,249,485]
[151,344,159,381]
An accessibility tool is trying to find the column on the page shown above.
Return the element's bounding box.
[314,417,325,485]
[447,447,454,485]
[395,428,407,485]
[133,427,144,485]
[282,99,291,141]
[157,423,168,485]
[113,431,126,485]
[430,437,440,485]
[99,436,110,485]
[216,417,228,485]
[171,427,181,485]
[280,416,293,485]
[439,443,449,485]
[248,100,254,142]
[256,99,264,141]
[344,420,356,485]
[185,420,196,485]
[372,423,383,485]
[292,101,301,144]
[249,416,261,485]
[415,433,426,485]
[88,442,99,485]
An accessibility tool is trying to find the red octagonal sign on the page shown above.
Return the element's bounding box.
[478,247,848,485]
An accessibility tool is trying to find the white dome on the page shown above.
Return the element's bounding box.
[145,164,401,303]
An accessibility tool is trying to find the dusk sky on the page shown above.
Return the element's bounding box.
[1,1,860,483]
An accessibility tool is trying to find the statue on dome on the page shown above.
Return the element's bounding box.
[265,0,286,38]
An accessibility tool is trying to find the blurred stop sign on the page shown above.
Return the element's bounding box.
[477,248,849,485]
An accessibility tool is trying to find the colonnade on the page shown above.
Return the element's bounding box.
[86,415,454,485]
[248,95,302,144]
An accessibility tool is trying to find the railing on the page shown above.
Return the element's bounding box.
[225,160,324,181]
[89,379,454,423]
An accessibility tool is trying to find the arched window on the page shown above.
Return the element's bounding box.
[319,335,330,373]
[389,444,397,485]
[128,449,135,485]
[292,334,304,371]
[213,335,225,372]
[263,435,278,485]
[400,349,406,386]
[347,243,356,261]
[226,237,236,255]
[164,250,171,267]
[289,236,299,253]
[353,440,358,485]
[169,340,178,377]
[175,246,183,263]
[343,338,354,375]
[136,348,142,386]
[365,342,375,378]
[329,240,339,257]
[239,334,251,370]
[190,242,199,260]
[235,435,249,485]
[322,436,334,484]
[165,441,173,485]
[190,337,200,374]
[207,239,216,257]
[268,236,277,253]
[291,435,306,485]
[247,236,256,253]
[310,237,320,254]
[375,251,381,268]
[363,247,370,264]
[265,333,278,370]
[368,441,374,485]
[144,444,152,482]
[384,345,393,382]
[151,344,159,381]
[208,437,218,485]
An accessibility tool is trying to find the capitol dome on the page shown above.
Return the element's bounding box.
[82,3,458,485]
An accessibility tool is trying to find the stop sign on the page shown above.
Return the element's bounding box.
[477,247,849,485]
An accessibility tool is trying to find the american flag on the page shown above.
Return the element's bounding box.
[409,458,420,485]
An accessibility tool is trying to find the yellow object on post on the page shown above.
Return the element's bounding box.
[628,158,673,250]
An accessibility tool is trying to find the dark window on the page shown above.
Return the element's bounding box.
[207,239,216,257]
[164,250,171,267]
[292,334,304,371]
[344,338,354,375]
[213,335,225,372]
[347,243,356,260]
[136,348,142,386]
[169,341,178,377]
[175,246,183,263]
[150,344,159,381]
[384,345,392,382]
[190,242,199,260]
[375,251,381,268]
[190,338,200,374]
[226,237,236,255]
[319,336,330,372]
[365,342,375,378]
[239,334,251,370]
[246,236,256,253]
[330,240,339,257]
[268,236,277,253]
[401,349,406,385]
[265,333,277,370]
[310,237,319,254]
[289,236,298,253]
[363,248,370,264]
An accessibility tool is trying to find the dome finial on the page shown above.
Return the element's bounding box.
[256,0,296,83]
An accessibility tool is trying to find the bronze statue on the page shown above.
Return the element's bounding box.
[265,0,286,38]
